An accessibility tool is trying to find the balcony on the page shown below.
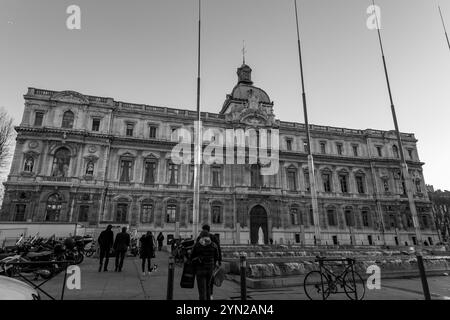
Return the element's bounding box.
[42,176,71,182]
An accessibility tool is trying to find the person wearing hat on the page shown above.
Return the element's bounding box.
[97,225,114,272]
[191,230,219,300]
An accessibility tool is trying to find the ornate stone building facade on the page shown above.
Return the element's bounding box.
[0,64,439,245]
[427,186,450,243]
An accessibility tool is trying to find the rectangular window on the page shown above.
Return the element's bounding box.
[120,160,132,182]
[376,146,383,157]
[362,211,369,227]
[78,205,89,222]
[34,112,44,126]
[144,161,156,185]
[345,210,354,227]
[322,173,332,192]
[126,123,134,137]
[304,171,310,191]
[356,176,365,194]
[303,141,309,153]
[149,126,157,138]
[168,162,178,185]
[327,210,336,226]
[352,145,359,157]
[320,142,326,154]
[92,118,100,132]
[336,143,343,155]
[407,149,413,159]
[286,138,293,151]
[116,204,128,223]
[339,174,348,193]
[287,170,297,191]
[212,167,221,187]
[15,204,26,221]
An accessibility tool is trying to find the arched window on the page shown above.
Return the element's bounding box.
[116,199,129,223]
[141,200,153,224]
[23,157,34,172]
[51,147,71,177]
[392,145,399,158]
[45,194,62,221]
[211,201,223,224]
[338,171,349,193]
[327,208,337,226]
[166,200,177,223]
[85,161,94,176]
[345,208,354,227]
[62,111,74,129]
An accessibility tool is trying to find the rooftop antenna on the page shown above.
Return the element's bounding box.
[438,5,450,52]
[242,40,247,64]
[371,0,423,244]
[293,0,321,245]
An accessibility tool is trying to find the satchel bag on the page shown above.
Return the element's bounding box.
[212,265,225,287]
[180,261,196,289]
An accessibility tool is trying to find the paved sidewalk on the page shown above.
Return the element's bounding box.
[33,251,450,300]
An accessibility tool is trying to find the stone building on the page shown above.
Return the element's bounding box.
[0,64,439,245]
[427,186,450,243]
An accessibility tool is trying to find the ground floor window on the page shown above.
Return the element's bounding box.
[14,204,26,221]
[78,205,89,222]
[116,203,128,223]
[45,194,62,221]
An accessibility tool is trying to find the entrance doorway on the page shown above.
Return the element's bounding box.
[250,205,269,244]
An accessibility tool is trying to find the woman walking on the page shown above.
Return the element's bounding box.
[139,231,155,276]
[191,230,219,300]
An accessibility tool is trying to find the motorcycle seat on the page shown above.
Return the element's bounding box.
[27,251,52,258]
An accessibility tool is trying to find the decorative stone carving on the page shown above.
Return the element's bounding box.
[51,91,89,105]
[28,141,39,149]
[88,145,97,153]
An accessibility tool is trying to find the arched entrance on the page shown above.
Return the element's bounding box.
[250,205,269,244]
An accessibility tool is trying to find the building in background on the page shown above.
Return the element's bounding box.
[0,64,439,246]
[427,185,450,243]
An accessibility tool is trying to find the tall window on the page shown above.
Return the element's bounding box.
[141,201,153,223]
[120,159,132,182]
[345,209,354,227]
[211,202,222,224]
[407,149,413,159]
[421,215,429,228]
[24,157,34,172]
[126,123,134,137]
[336,143,343,155]
[327,209,337,226]
[85,161,94,176]
[287,167,297,191]
[352,145,359,157]
[393,145,399,158]
[34,112,44,126]
[168,161,179,185]
[356,175,365,194]
[45,194,62,221]
[78,205,89,222]
[250,164,262,187]
[144,160,157,185]
[320,142,326,154]
[304,170,310,191]
[61,111,74,129]
[290,205,300,225]
[190,164,195,187]
[116,203,128,223]
[303,141,309,153]
[15,204,26,221]
[211,166,222,187]
[376,146,383,157]
[339,173,349,193]
[415,179,422,193]
[51,147,71,177]
[383,178,390,192]
[362,210,369,227]
[149,126,157,138]
[166,200,177,223]
[322,172,332,192]
[92,118,100,131]
[309,207,314,225]
[286,138,293,151]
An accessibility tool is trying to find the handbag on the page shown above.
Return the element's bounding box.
[212,265,225,287]
[180,261,196,288]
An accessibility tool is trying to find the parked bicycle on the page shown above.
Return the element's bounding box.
[303,256,365,300]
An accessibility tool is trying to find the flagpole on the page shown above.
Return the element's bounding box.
[439,5,450,52]
[193,0,202,238]
[371,0,423,245]
[294,0,321,245]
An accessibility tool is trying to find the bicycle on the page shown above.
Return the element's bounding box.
[303,256,365,300]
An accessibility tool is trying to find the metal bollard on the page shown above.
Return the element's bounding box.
[416,252,431,300]
[240,254,247,300]
[166,256,174,300]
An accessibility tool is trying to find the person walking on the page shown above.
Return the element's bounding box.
[191,230,219,300]
[113,227,130,272]
[157,232,164,251]
[97,225,114,272]
[139,231,155,276]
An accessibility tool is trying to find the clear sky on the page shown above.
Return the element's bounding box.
[0,0,449,190]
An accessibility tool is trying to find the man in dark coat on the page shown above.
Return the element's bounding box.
[191,230,219,300]
[113,227,130,272]
[97,225,114,272]
[156,232,164,251]
[139,231,155,275]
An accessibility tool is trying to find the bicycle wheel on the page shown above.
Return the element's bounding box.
[304,271,331,300]
[342,271,365,300]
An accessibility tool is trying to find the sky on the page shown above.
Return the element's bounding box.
[0,0,449,190]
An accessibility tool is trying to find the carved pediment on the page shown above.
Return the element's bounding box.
[51,91,89,105]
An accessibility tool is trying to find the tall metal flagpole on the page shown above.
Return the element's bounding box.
[371,0,423,244]
[438,5,450,52]
[193,0,202,238]
[294,0,321,245]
